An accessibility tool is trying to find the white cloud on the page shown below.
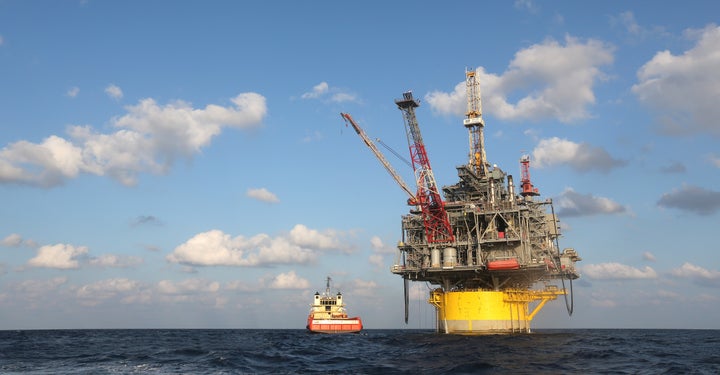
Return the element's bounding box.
[300,82,358,103]
[632,25,720,136]
[330,92,357,103]
[370,236,395,255]
[301,82,329,99]
[642,252,656,262]
[267,271,310,289]
[556,187,627,217]
[582,262,657,280]
[166,230,252,266]
[157,278,220,295]
[66,86,80,98]
[425,35,613,123]
[351,279,379,297]
[88,254,143,268]
[1,233,23,247]
[27,244,88,269]
[288,224,344,250]
[0,135,84,186]
[225,280,256,292]
[657,184,720,216]
[246,187,280,203]
[0,93,267,187]
[75,278,142,305]
[12,277,68,299]
[671,262,720,282]
[167,226,334,267]
[105,84,123,100]
[532,137,626,173]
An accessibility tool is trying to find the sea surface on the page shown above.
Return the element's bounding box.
[0,329,718,374]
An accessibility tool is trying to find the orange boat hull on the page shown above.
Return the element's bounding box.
[306,315,363,334]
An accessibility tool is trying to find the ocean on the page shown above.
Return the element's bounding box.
[0,329,718,374]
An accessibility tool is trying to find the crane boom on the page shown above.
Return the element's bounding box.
[395,91,455,244]
[341,113,417,202]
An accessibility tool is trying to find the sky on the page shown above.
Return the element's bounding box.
[1,0,719,330]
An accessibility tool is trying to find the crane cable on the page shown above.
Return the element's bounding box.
[551,203,574,316]
[377,138,412,168]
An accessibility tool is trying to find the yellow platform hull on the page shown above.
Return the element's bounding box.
[428,288,564,334]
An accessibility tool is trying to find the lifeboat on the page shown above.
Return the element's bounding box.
[487,258,520,270]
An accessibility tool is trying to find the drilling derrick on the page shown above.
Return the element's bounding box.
[464,69,490,178]
[388,71,582,334]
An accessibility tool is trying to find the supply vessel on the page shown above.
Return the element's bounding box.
[342,70,581,334]
[306,276,363,334]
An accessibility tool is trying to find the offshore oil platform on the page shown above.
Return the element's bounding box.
[342,70,581,334]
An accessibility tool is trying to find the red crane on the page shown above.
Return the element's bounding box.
[340,112,417,203]
[520,154,540,197]
[395,92,455,244]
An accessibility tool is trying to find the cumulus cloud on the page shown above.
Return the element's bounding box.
[0,93,267,187]
[105,84,123,100]
[1,233,23,247]
[300,82,358,103]
[246,187,280,203]
[75,278,142,305]
[532,137,626,173]
[632,25,720,136]
[267,271,310,289]
[556,188,627,217]
[157,278,220,295]
[288,224,344,250]
[27,244,88,269]
[301,82,328,99]
[425,35,613,123]
[12,277,68,299]
[657,184,720,215]
[370,236,395,254]
[369,236,395,268]
[671,263,720,287]
[88,254,143,268]
[672,262,720,280]
[583,262,657,280]
[166,224,350,267]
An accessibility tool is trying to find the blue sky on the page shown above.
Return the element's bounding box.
[1,0,720,329]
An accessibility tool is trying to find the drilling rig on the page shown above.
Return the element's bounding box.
[345,70,581,334]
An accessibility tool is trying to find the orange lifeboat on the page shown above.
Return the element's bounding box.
[487,259,520,270]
